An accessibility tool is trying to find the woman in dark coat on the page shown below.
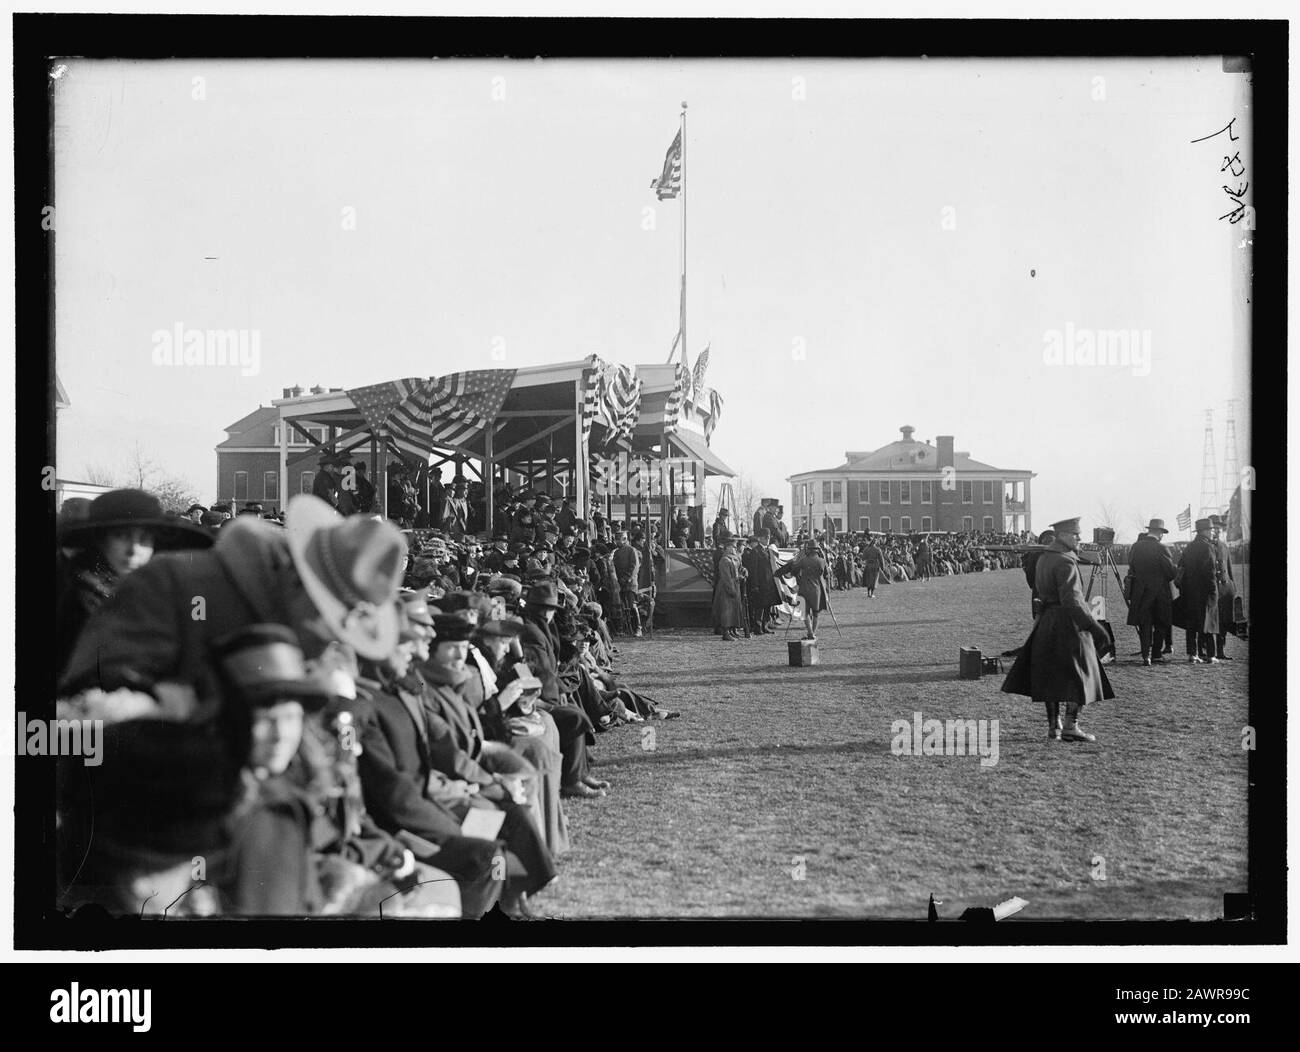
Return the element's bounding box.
[1002,520,1113,742]
[55,489,212,678]
[777,541,830,640]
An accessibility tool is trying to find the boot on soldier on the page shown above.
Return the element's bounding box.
[1045,700,1062,740]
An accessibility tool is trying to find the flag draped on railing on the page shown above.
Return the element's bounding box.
[662,362,687,436]
[580,356,643,447]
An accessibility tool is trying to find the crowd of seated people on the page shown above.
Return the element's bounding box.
[52,484,678,921]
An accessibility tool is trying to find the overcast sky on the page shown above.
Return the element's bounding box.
[53,57,1251,538]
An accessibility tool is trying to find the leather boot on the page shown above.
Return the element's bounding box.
[1061,701,1096,742]
[1045,701,1062,740]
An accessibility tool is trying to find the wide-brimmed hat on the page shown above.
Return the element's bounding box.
[430,613,475,643]
[475,618,524,639]
[1146,518,1169,534]
[1194,517,1213,532]
[213,624,332,710]
[58,488,214,551]
[1209,514,1224,527]
[398,590,436,628]
[72,718,239,863]
[526,580,562,609]
[286,494,404,660]
[486,575,523,598]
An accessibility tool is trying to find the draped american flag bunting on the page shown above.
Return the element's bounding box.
[422,369,516,449]
[1176,505,1192,531]
[580,355,602,445]
[704,387,724,442]
[600,363,643,445]
[347,378,426,432]
[663,362,686,436]
[650,130,682,201]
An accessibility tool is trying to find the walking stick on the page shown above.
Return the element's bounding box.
[821,581,844,638]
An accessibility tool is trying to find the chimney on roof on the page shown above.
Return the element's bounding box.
[937,435,955,470]
[291,385,303,398]
[282,387,292,399]
[900,425,915,442]
[310,384,325,395]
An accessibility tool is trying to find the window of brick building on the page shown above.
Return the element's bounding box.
[233,471,248,501]
[961,481,973,504]
[879,481,890,504]
[921,516,933,532]
[983,516,994,531]
[859,517,871,532]
[899,481,911,503]
[301,471,315,494]
[880,516,891,532]
[921,480,932,503]
[962,516,974,531]
[982,480,994,503]
[264,472,277,501]
[901,516,911,532]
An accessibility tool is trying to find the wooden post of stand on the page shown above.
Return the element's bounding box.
[485,421,495,537]
[378,431,388,519]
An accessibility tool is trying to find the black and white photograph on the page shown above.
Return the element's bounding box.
[7,7,1290,1004]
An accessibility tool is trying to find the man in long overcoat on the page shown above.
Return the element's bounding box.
[1177,518,1220,663]
[1002,517,1114,742]
[1125,519,1176,665]
[1210,514,1238,661]
[712,539,746,641]
[742,531,780,634]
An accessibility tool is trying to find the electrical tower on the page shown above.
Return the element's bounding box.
[1220,398,1240,511]
[1198,408,1219,521]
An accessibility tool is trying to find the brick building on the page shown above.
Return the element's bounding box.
[787,426,1034,536]
[215,386,339,512]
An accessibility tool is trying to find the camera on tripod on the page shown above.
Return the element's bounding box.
[1092,526,1115,547]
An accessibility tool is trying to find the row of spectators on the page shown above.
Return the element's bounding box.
[52,486,676,920]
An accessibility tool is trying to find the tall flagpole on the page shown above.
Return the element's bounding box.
[679,101,688,378]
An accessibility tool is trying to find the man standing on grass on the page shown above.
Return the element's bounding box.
[1125,519,1176,665]
[1002,517,1114,742]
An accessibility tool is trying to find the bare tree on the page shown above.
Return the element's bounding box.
[732,472,760,531]
[82,462,118,486]
[83,443,199,512]
[124,441,158,489]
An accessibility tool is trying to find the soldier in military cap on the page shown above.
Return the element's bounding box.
[1002,517,1114,742]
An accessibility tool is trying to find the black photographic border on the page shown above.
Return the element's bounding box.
[14,12,1286,950]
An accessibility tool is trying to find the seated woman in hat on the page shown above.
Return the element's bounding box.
[55,488,212,678]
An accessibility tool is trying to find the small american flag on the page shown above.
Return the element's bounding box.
[1176,505,1192,530]
[690,344,710,403]
[650,130,682,201]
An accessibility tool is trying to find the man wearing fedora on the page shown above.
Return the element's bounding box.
[1002,517,1114,742]
[1125,519,1177,665]
[1177,517,1221,664]
[312,454,341,510]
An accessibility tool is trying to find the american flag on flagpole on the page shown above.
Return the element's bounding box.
[1176,505,1192,531]
[650,130,682,201]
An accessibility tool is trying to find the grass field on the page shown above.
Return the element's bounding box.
[540,568,1250,920]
